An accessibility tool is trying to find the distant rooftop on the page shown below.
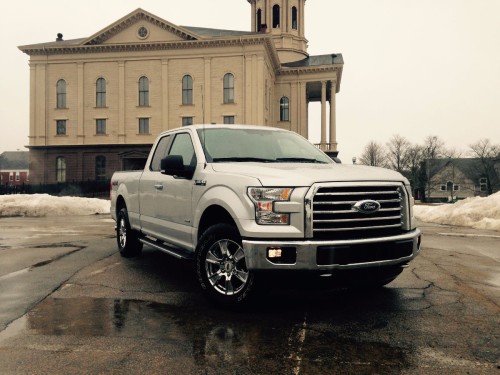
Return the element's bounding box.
[0,151,29,170]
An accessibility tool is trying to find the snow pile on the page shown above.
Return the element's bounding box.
[414,192,500,232]
[0,194,110,217]
[1,192,499,232]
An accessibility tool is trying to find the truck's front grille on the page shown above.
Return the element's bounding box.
[312,184,405,240]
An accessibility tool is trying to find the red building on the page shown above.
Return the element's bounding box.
[0,151,29,187]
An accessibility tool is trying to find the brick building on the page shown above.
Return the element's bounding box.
[19,1,343,184]
[0,151,29,187]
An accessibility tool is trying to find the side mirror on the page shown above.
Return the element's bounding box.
[160,155,194,179]
[161,155,184,176]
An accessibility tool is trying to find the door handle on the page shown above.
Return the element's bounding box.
[154,184,163,191]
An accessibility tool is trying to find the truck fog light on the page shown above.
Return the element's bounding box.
[268,247,282,258]
[266,247,297,264]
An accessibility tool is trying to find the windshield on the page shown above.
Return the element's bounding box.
[197,127,332,164]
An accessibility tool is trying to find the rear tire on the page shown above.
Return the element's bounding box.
[195,224,255,307]
[116,207,143,257]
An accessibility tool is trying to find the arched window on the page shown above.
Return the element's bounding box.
[223,73,234,104]
[273,4,280,28]
[257,9,262,31]
[138,76,149,106]
[56,79,66,109]
[96,78,106,107]
[182,75,193,105]
[280,97,290,121]
[56,157,66,183]
[95,156,106,181]
[292,7,298,30]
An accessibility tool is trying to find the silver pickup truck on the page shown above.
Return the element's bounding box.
[110,125,421,306]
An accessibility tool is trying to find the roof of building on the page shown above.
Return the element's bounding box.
[427,157,500,186]
[282,54,344,67]
[0,151,29,170]
[182,26,258,38]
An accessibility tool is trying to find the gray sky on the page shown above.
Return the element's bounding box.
[1,0,499,162]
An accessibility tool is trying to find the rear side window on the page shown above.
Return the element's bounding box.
[150,135,171,171]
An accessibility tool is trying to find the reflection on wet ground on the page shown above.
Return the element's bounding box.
[24,294,413,374]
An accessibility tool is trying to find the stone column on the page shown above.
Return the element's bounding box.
[204,57,212,124]
[329,81,337,151]
[77,62,84,144]
[321,81,327,147]
[118,61,125,144]
[161,59,169,130]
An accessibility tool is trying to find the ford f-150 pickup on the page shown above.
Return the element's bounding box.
[110,125,421,306]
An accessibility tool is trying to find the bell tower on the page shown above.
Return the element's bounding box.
[247,0,309,63]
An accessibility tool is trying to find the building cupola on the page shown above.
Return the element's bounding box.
[247,0,309,63]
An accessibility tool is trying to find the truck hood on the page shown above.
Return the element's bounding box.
[210,163,407,186]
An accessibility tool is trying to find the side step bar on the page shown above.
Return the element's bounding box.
[139,237,194,260]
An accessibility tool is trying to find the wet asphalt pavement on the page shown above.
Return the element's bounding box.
[0,215,499,374]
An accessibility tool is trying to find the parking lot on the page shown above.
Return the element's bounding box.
[0,215,499,374]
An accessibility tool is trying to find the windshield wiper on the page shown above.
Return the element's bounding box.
[212,157,275,163]
[275,157,328,164]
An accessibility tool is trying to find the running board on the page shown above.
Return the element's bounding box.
[139,237,194,260]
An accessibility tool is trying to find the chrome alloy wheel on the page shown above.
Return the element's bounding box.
[118,217,127,249]
[204,239,249,295]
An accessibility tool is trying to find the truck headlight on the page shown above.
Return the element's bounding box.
[248,187,294,225]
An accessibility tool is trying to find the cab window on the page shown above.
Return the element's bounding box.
[150,135,171,171]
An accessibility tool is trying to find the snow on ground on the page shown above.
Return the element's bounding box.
[414,192,500,232]
[0,192,499,232]
[0,194,110,217]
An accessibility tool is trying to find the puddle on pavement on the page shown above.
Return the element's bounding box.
[13,297,413,372]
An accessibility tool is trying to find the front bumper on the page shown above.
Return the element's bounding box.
[242,229,421,271]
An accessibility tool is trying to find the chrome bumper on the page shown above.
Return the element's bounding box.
[242,229,421,271]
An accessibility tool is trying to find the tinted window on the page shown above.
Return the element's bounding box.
[150,135,171,171]
[169,133,197,170]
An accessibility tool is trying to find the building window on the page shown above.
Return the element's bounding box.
[280,97,290,121]
[56,157,66,183]
[257,9,262,31]
[182,117,193,126]
[453,184,460,191]
[96,78,106,107]
[182,75,193,105]
[56,79,67,109]
[16,174,20,181]
[95,156,106,181]
[223,73,234,104]
[292,7,298,30]
[139,76,149,106]
[223,116,235,124]
[440,184,446,191]
[479,178,487,192]
[56,120,67,135]
[139,118,150,134]
[9,173,13,182]
[96,119,106,135]
[273,5,280,28]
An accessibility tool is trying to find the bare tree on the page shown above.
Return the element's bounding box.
[421,135,445,160]
[386,134,411,173]
[469,138,499,195]
[358,141,387,167]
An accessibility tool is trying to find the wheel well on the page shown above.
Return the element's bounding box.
[116,196,126,216]
[198,205,237,240]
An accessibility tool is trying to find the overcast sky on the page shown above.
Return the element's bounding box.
[1,0,499,161]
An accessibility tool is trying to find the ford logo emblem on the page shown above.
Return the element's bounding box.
[353,200,381,214]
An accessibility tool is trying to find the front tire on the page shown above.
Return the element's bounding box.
[196,224,255,307]
[116,207,143,257]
